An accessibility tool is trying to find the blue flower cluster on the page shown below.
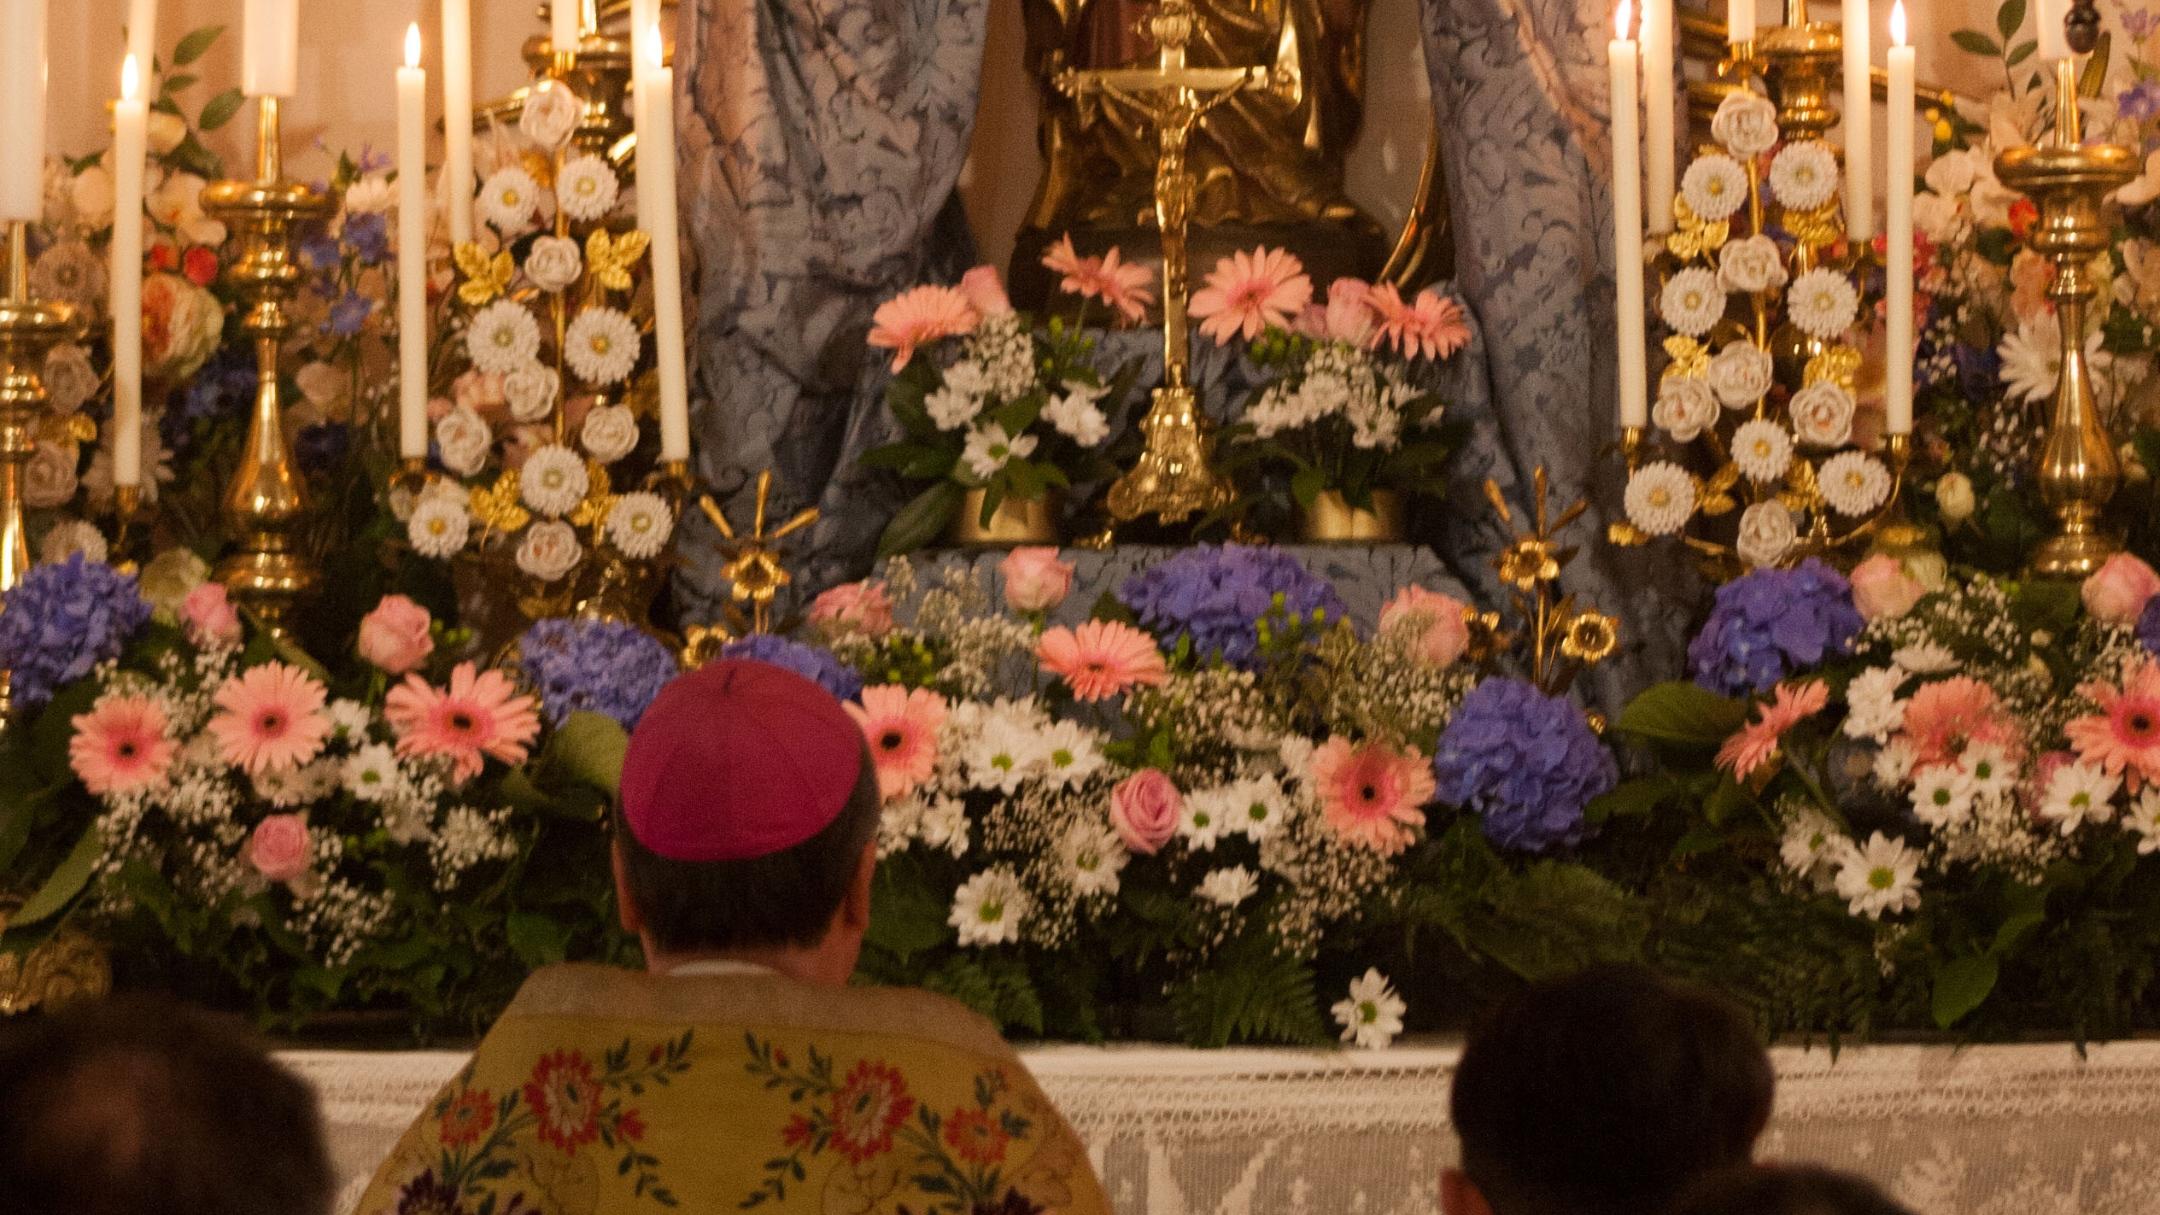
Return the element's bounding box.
[2139,597,2160,658]
[518,618,681,730]
[1117,544,1347,670]
[0,554,151,709]
[1432,677,1616,853]
[720,633,864,702]
[1686,559,1864,696]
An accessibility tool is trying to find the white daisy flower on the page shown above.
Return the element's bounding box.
[949,867,1029,947]
[476,166,544,234]
[1736,501,1798,568]
[342,743,403,803]
[580,403,641,464]
[1834,832,1921,919]
[1789,381,1856,449]
[1226,776,1289,841]
[407,494,470,558]
[518,445,591,518]
[1777,806,1849,885]
[2125,790,2160,854]
[919,797,970,858]
[1682,153,1749,222]
[1331,968,1407,1050]
[2039,761,2121,835]
[554,154,620,223]
[1786,268,1860,339]
[1624,462,1696,536]
[326,699,374,743]
[503,364,561,423]
[1057,821,1127,897]
[925,383,981,432]
[964,714,1047,793]
[605,491,674,559]
[1037,720,1106,789]
[1768,140,1839,210]
[1660,267,1727,337]
[1653,375,1719,442]
[1893,644,1959,675]
[1196,866,1260,908]
[1708,340,1775,407]
[1179,791,1227,851]
[1819,452,1892,516]
[1958,743,2018,803]
[1997,311,2072,403]
[563,306,641,385]
[465,299,542,375]
[514,518,583,582]
[1873,740,1917,788]
[961,424,1037,482]
[1043,381,1112,447]
[1731,418,1793,483]
[1840,667,1907,742]
[1910,765,1975,828]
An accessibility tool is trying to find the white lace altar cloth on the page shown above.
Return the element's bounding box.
[286,1040,2160,1215]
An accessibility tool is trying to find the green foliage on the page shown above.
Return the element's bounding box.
[1614,682,1750,750]
[1168,941,1326,1048]
[922,955,1046,1036]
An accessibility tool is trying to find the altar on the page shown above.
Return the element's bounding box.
[291,1041,2160,1215]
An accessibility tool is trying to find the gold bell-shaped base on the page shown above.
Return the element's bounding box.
[1106,385,1235,526]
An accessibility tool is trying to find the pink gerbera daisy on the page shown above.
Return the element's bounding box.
[1086,247,1155,322]
[866,285,978,372]
[1189,246,1313,344]
[1036,620,1169,702]
[69,693,177,796]
[1041,234,1088,286]
[1716,680,1829,780]
[1899,676,2019,771]
[384,662,542,782]
[1369,285,1472,360]
[2066,659,2160,791]
[1309,737,1435,855]
[207,662,331,776]
[845,685,948,801]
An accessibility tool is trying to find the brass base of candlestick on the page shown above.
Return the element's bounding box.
[1106,385,1236,526]
[1757,23,1842,141]
[523,34,637,163]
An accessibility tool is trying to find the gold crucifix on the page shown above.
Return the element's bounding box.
[1054,0,1290,525]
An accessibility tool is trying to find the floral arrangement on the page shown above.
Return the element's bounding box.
[1188,246,1472,523]
[0,553,636,1032]
[1615,88,1895,570]
[862,239,1149,555]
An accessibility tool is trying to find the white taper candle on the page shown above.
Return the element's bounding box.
[1885,1,1915,434]
[1612,2,1648,430]
[442,0,474,247]
[1642,0,1675,234]
[113,54,147,487]
[0,0,47,223]
[639,25,691,463]
[241,0,298,98]
[398,25,429,461]
[1843,0,1874,241]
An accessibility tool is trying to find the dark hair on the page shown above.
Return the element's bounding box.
[1449,964,1775,1215]
[614,746,882,953]
[0,995,332,1215]
[1670,1166,1917,1215]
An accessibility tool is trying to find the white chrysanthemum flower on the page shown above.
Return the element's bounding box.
[1043,382,1112,447]
[1653,375,1719,442]
[554,154,620,223]
[1786,268,1860,339]
[1910,765,1975,828]
[407,494,470,558]
[1659,267,1727,337]
[1841,667,1907,742]
[925,382,981,431]
[1682,153,1749,222]
[1711,90,1780,158]
[1624,462,1696,536]
[1768,140,1839,210]
[949,867,1029,947]
[1708,340,1775,407]
[466,299,542,375]
[1331,968,1406,1050]
[563,306,641,385]
[1893,644,1958,675]
[476,166,544,234]
[1873,739,1916,788]
[1832,831,1921,919]
[580,403,641,464]
[1777,805,1849,884]
[1789,381,1856,448]
[1057,821,1127,897]
[515,518,582,582]
[1179,791,1227,851]
[919,796,970,858]
[518,444,590,517]
[1037,719,1105,789]
[1731,418,1793,483]
[342,744,403,803]
[1819,451,1891,516]
[1736,501,1797,568]
[503,364,561,423]
[605,491,674,559]
[2125,790,2160,855]
[1197,866,1260,908]
[1226,775,1288,841]
[961,424,1037,482]
[2039,761,2121,835]
[39,518,107,567]
[1958,743,2019,803]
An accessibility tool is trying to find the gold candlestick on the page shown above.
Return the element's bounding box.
[0,222,83,720]
[202,97,333,636]
[1996,58,2137,578]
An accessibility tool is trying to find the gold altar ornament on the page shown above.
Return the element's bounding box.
[203,97,334,638]
[0,223,83,719]
[1298,489,1405,543]
[948,487,1064,547]
[1995,52,2138,579]
[1483,469,1618,698]
[700,470,818,636]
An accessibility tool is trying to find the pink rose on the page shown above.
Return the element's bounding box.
[180,582,243,647]
[958,265,1013,318]
[1849,554,1926,622]
[2082,553,2160,626]
[1378,585,1470,668]
[1000,547,1076,613]
[357,594,435,674]
[247,814,312,883]
[809,580,895,638]
[1109,769,1182,855]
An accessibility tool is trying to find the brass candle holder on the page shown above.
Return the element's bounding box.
[202,97,333,636]
[0,222,83,719]
[1995,57,2137,578]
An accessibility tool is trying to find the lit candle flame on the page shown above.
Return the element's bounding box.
[643,22,664,70]
[121,52,140,102]
[1890,0,1907,47]
[1615,0,1634,38]
[406,22,423,69]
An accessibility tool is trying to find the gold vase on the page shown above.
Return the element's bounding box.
[1298,489,1404,543]
[947,488,1063,547]
[0,921,111,1016]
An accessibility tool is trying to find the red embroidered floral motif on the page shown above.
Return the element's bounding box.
[523,1050,603,1153]
[780,1113,815,1149]
[943,1107,1010,1165]
[828,1060,914,1163]
[615,1109,647,1142]
[439,1088,495,1149]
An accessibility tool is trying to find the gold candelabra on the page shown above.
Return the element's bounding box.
[1054,0,1288,527]
[202,97,333,637]
[1995,56,2137,579]
[0,223,84,718]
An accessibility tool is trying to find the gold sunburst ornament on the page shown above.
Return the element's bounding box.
[699,470,819,637]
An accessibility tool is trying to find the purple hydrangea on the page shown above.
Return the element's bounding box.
[1117,544,1347,670]
[720,632,864,702]
[1686,559,1864,696]
[1433,677,1616,853]
[2139,595,2160,658]
[0,553,151,709]
[518,618,680,730]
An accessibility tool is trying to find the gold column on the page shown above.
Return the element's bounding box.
[0,224,83,716]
